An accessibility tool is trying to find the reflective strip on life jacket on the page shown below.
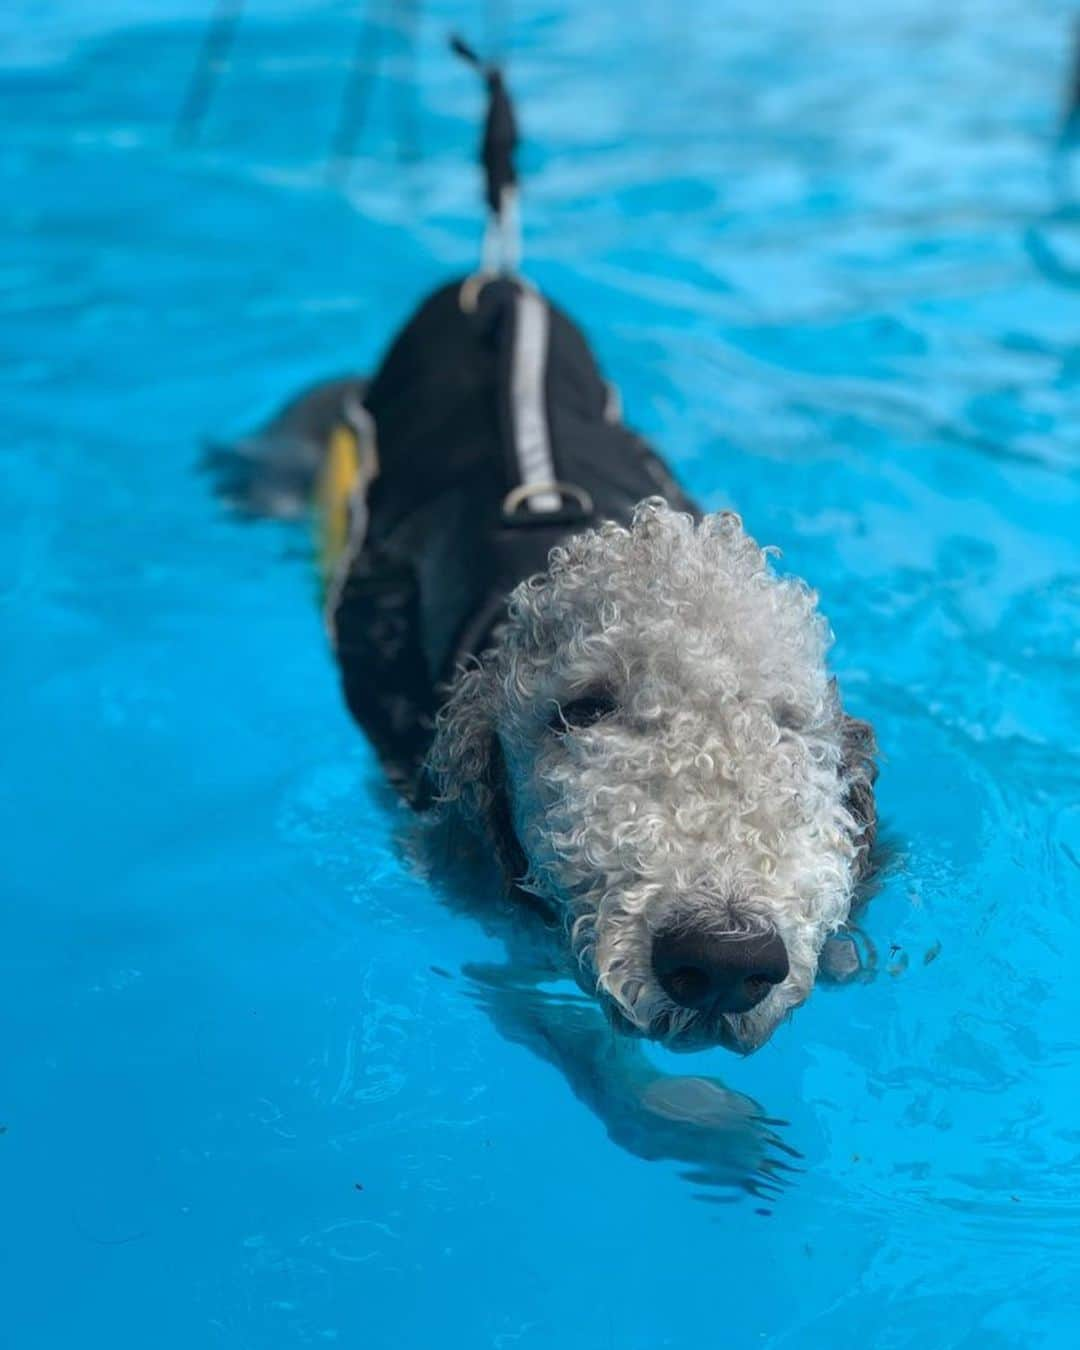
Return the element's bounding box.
[509,288,560,513]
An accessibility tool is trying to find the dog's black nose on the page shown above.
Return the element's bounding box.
[652,924,789,1014]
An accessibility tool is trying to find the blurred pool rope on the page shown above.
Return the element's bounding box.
[326,2,388,183]
[1062,16,1080,145]
[1027,18,1080,290]
[175,0,431,172]
[174,0,245,146]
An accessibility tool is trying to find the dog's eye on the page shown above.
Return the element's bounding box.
[551,692,618,732]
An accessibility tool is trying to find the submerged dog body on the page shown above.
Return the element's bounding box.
[217,269,877,1057]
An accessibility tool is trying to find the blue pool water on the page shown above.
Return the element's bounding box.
[3,1,1080,1345]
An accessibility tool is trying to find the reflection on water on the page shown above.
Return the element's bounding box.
[413,818,801,1202]
[467,969,801,1205]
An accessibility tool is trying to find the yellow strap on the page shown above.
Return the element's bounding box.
[316,422,360,581]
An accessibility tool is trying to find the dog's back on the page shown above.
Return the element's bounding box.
[202,40,878,1068]
[208,268,696,801]
[204,40,700,801]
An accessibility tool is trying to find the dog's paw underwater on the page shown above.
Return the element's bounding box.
[462,960,801,1200]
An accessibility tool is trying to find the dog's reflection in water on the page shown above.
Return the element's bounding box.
[466,971,801,1204]
[404,814,804,1206]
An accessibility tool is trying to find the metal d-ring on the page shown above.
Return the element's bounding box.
[459,267,538,314]
[458,271,495,313]
[502,481,594,517]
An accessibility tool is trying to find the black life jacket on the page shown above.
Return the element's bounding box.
[329,275,699,804]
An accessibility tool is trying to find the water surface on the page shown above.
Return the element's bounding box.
[3,2,1079,1346]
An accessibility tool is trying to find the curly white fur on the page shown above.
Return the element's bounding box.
[429,500,876,1054]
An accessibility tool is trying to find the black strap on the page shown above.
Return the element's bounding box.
[450,34,518,216]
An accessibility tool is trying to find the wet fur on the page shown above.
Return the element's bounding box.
[429,500,877,1053]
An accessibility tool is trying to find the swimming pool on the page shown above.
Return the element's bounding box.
[3,1,1079,1345]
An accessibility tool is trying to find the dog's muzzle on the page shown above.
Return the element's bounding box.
[651,921,790,1015]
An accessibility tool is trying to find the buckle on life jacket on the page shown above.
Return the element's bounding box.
[500,480,594,528]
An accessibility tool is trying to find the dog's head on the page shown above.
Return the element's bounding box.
[428,500,876,1053]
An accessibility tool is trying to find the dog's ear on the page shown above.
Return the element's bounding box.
[427,661,529,881]
[840,713,878,877]
[484,735,530,882]
[427,662,496,820]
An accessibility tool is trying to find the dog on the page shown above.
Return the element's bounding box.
[208,45,877,1081]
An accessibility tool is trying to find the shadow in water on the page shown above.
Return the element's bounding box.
[466,969,801,1205]
[401,809,803,1207]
